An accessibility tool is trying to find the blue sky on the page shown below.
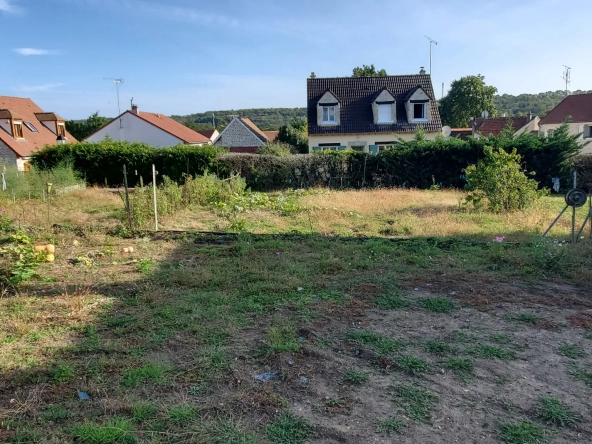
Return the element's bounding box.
[1,0,591,119]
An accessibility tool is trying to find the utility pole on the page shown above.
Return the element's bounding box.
[425,36,438,75]
[562,66,571,97]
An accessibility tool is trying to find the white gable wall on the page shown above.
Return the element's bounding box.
[86,113,183,147]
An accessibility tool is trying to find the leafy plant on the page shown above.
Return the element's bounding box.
[393,385,439,422]
[467,345,516,360]
[0,232,45,285]
[537,397,581,426]
[346,330,405,355]
[424,340,455,355]
[266,414,312,444]
[344,369,369,385]
[419,297,455,313]
[376,417,406,436]
[396,355,430,375]
[50,364,74,383]
[558,344,585,359]
[497,421,546,444]
[71,417,136,444]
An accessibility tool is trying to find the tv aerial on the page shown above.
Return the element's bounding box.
[104,78,124,116]
[543,172,591,242]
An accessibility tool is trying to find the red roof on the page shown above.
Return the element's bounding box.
[0,96,77,157]
[197,129,218,139]
[134,112,209,144]
[475,116,529,136]
[539,93,592,124]
[263,130,279,141]
[238,117,270,142]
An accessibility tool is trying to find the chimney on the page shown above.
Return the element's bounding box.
[131,104,139,115]
[310,72,316,79]
[419,67,426,75]
[527,111,533,121]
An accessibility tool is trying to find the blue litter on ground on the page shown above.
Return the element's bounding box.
[288,360,295,366]
[299,376,308,382]
[298,337,306,341]
[255,371,278,382]
[78,391,90,400]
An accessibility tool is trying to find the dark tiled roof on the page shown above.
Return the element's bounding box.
[474,116,528,136]
[238,117,269,142]
[35,112,65,121]
[539,93,592,124]
[307,75,442,135]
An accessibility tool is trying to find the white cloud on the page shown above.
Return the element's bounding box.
[0,0,24,13]
[13,48,60,56]
[14,83,65,93]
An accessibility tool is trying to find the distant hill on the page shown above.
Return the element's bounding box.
[170,91,592,131]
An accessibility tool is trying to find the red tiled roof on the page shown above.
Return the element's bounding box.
[0,96,77,157]
[263,131,279,141]
[238,117,269,142]
[134,112,210,144]
[475,116,528,136]
[539,93,592,124]
[197,129,218,139]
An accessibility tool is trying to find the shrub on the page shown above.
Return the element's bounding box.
[464,147,545,212]
[257,142,294,157]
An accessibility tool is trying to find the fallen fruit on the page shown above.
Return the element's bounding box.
[45,244,55,253]
[34,245,46,252]
[122,247,130,254]
[128,247,134,253]
[46,253,55,262]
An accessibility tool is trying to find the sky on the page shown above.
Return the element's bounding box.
[1,0,591,119]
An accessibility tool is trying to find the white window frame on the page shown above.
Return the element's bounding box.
[585,125,592,139]
[412,103,428,121]
[377,104,393,123]
[318,144,341,151]
[322,106,337,124]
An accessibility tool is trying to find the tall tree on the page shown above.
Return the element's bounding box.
[277,117,308,153]
[439,75,498,127]
[352,64,387,77]
[66,112,110,141]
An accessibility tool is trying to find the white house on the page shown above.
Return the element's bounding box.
[85,105,210,147]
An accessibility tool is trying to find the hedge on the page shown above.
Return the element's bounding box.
[30,141,222,186]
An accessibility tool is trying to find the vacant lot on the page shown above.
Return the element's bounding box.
[1,188,592,443]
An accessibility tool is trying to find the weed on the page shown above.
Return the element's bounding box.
[195,345,233,379]
[393,385,439,422]
[71,417,136,444]
[50,364,74,384]
[316,397,354,415]
[9,428,42,443]
[376,417,406,436]
[419,297,455,313]
[132,403,157,422]
[514,314,537,324]
[347,330,405,355]
[449,330,478,343]
[490,334,512,344]
[344,369,369,385]
[424,340,455,355]
[136,259,152,274]
[467,345,516,360]
[497,421,546,444]
[572,369,592,388]
[537,397,581,427]
[558,344,585,359]
[40,404,71,422]
[263,326,301,354]
[208,416,258,443]
[168,405,196,424]
[443,358,475,379]
[121,362,167,388]
[396,355,430,375]
[266,414,312,444]
[375,292,410,310]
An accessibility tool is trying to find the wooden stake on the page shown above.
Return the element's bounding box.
[152,164,158,231]
[123,165,133,230]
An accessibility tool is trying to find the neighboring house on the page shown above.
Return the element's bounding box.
[0,96,77,171]
[85,105,210,147]
[263,131,279,142]
[539,93,592,154]
[472,114,539,138]
[197,129,220,143]
[449,128,473,139]
[307,70,443,153]
[213,117,276,153]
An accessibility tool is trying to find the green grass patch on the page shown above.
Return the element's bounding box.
[195,345,233,379]
[490,334,512,344]
[419,297,455,313]
[121,362,167,388]
[423,340,456,355]
[514,314,537,324]
[393,385,439,422]
[132,403,157,422]
[263,326,301,354]
[344,369,370,385]
[376,417,406,435]
[168,405,196,424]
[71,417,136,444]
[50,364,74,384]
[40,404,71,422]
[347,330,406,355]
[467,345,516,360]
[375,292,410,310]
[396,355,430,375]
[443,358,475,379]
[497,421,546,444]
[448,330,478,343]
[572,369,592,388]
[537,397,581,427]
[266,414,312,444]
[558,344,585,359]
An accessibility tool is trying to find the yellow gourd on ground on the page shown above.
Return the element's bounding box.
[45,244,55,253]
[46,254,55,262]
[34,245,46,252]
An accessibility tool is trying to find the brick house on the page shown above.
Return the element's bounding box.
[307,70,443,153]
[213,117,276,153]
[0,96,77,171]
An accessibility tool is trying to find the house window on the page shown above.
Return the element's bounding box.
[24,121,38,132]
[586,125,592,139]
[322,106,336,124]
[376,142,396,152]
[377,104,392,123]
[318,143,341,151]
[13,122,24,138]
[413,103,426,120]
[57,123,66,137]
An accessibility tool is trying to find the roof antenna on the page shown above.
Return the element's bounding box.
[104,78,124,127]
[562,66,571,97]
[424,36,438,76]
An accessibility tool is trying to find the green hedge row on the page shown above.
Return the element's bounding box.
[30,141,222,186]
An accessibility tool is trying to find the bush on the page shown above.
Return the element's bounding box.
[30,141,222,186]
[257,142,294,157]
[464,147,546,212]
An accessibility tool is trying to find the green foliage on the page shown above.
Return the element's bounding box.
[396,355,430,375]
[136,259,152,274]
[71,417,136,444]
[443,358,475,379]
[393,385,439,422]
[277,117,308,153]
[376,417,406,435]
[375,292,410,309]
[66,112,111,141]
[424,340,455,355]
[167,405,196,424]
[266,414,312,444]
[558,344,585,359]
[464,147,545,212]
[263,326,301,353]
[0,162,81,199]
[352,64,388,77]
[439,74,498,127]
[494,90,592,117]
[537,397,582,426]
[347,330,405,355]
[419,297,455,313]
[121,363,167,387]
[257,142,294,157]
[30,141,221,186]
[344,369,370,385]
[497,421,546,444]
[50,364,74,383]
[0,232,44,285]
[467,345,516,360]
[171,108,307,131]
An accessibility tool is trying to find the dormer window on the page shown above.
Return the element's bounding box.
[413,103,427,120]
[57,123,66,137]
[377,104,393,123]
[13,122,24,138]
[372,89,396,124]
[322,106,336,124]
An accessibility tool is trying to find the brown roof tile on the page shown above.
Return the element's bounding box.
[134,112,210,144]
[0,96,77,157]
[35,112,65,121]
[238,117,269,142]
[263,131,279,141]
[197,129,218,139]
[539,93,592,124]
[0,109,23,120]
[475,116,528,136]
